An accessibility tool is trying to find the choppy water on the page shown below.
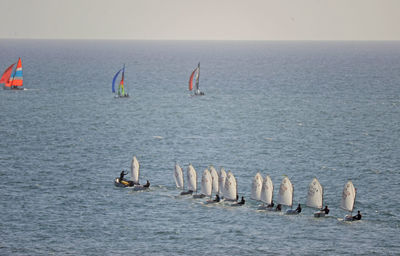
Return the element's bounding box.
[1,40,400,255]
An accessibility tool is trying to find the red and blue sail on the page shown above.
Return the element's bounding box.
[112,68,123,93]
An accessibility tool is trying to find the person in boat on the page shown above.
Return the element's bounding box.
[267,200,275,208]
[237,196,245,205]
[119,170,128,182]
[352,210,362,220]
[322,205,330,215]
[213,194,220,202]
[295,204,302,213]
[276,204,282,211]
[143,180,150,188]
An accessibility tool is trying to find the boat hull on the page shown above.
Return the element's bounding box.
[193,194,206,199]
[314,211,326,218]
[286,209,300,215]
[114,178,134,187]
[258,205,275,211]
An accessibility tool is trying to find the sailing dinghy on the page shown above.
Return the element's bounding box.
[194,169,212,198]
[188,62,204,96]
[258,175,274,210]
[205,166,221,203]
[112,64,129,98]
[1,58,24,90]
[306,178,326,217]
[341,180,357,221]
[181,164,197,195]
[276,176,297,214]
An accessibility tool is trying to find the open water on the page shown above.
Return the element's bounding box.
[0,40,400,255]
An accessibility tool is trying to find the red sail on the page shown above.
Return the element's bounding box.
[11,58,23,87]
[0,63,15,86]
[188,68,196,91]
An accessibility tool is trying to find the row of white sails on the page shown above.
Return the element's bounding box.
[174,164,239,201]
[174,164,357,217]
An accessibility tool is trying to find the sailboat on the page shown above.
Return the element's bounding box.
[174,163,184,190]
[181,164,197,195]
[251,172,263,201]
[1,58,24,90]
[188,62,204,96]
[276,176,296,214]
[306,178,325,217]
[112,64,129,98]
[224,171,238,202]
[209,166,219,197]
[194,169,212,198]
[341,180,357,221]
[258,175,274,210]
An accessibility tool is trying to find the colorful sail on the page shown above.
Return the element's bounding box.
[0,63,15,87]
[112,68,123,93]
[188,68,196,91]
[9,58,23,87]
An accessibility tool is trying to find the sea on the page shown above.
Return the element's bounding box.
[0,40,399,255]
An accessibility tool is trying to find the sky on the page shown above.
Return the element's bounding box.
[1,0,400,40]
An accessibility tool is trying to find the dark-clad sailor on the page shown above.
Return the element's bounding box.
[214,194,220,202]
[322,205,330,215]
[295,204,302,213]
[119,170,128,182]
[353,210,362,220]
[238,196,245,205]
[267,200,275,208]
[144,180,150,188]
[276,204,282,211]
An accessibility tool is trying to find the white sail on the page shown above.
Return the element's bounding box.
[306,178,323,209]
[277,176,293,207]
[218,168,227,197]
[187,164,197,192]
[251,172,263,201]
[174,163,184,189]
[130,156,140,184]
[224,171,237,201]
[260,175,273,205]
[340,180,356,212]
[201,169,212,197]
[209,166,219,194]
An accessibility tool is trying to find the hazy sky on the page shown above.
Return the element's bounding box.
[1,0,399,40]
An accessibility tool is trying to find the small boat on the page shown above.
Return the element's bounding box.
[223,171,237,201]
[194,169,212,199]
[251,172,263,201]
[188,62,204,96]
[341,180,357,221]
[1,58,24,90]
[276,176,297,214]
[205,166,220,204]
[181,164,197,195]
[258,175,275,210]
[112,64,129,98]
[306,178,325,217]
